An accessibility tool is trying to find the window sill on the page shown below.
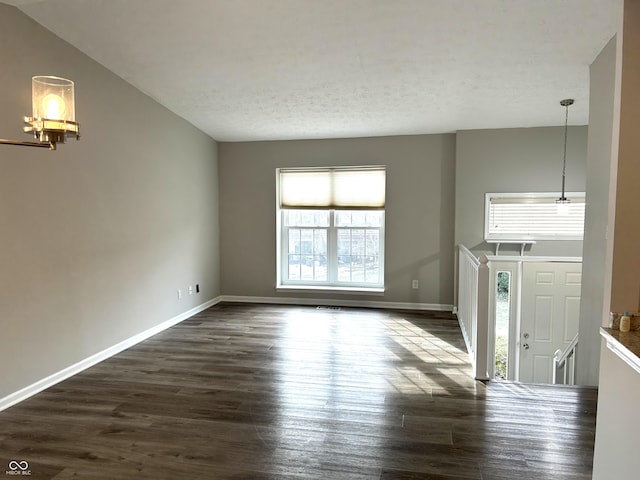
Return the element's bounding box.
[276,285,385,296]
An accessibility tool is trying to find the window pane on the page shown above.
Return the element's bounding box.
[365,230,380,283]
[335,211,351,226]
[287,227,328,282]
[300,229,313,253]
[337,229,351,255]
[366,212,383,227]
[335,226,383,285]
[366,230,379,254]
[495,271,511,380]
[352,212,366,226]
[351,256,365,282]
[365,256,380,283]
[314,229,327,255]
[286,211,301,226]
[301,256,314,281]
[288,229,300,254]
[314,212,329,226]
[313,229,327,281]
[351,229,365,255]
[338,255,351,282]
[288,255,301,280]
[285,210,329,227]
[336,210,383,227]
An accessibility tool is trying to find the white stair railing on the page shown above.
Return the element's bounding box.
[457,245,491,380]
[552,333,579,385]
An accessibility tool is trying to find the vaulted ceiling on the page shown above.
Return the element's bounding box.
[4,0,621,141]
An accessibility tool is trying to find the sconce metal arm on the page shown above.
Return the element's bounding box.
[0,138,55,150]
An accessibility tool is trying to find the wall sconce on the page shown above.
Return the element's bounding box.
[0,76,80,151]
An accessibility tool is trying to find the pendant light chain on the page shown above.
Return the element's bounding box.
[558,98,574,204]
[561,102,569,201]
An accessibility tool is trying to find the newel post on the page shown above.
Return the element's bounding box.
[475,254,491,380]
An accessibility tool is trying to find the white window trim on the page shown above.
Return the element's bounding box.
[484,192,586,241]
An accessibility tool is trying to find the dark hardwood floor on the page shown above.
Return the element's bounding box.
[0,303,597,479]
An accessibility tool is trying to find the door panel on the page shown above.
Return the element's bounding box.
[533,295,553,342]
[564,296,581,341]
[533,355,552,384]
[566,272,582,285]
[519,262,582,384]
[536,272,554,285]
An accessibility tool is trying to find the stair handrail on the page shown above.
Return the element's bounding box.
[456,244,491,381]
[552,333,579,384]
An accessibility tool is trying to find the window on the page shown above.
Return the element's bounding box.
[277,167,385,290]
[485,192,585,241]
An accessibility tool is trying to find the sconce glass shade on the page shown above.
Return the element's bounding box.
[23,75,80,147]
[32,76,75,121]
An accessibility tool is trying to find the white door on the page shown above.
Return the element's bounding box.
[518,262,582,384]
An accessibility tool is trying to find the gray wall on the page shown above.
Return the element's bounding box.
[578,36,618,386]
[593,1,640,474]
[0,5,220,400]
[218,135,456,307]
[455,127,588,257]
[610,0,640,314]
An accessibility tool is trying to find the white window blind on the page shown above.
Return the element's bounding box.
[485,193,585,241]
[279,167,385,209]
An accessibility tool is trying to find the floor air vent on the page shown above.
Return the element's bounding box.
[316,306,342,311]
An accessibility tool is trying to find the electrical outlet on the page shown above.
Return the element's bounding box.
[412,280,419,289]
[177,289,182,299]
[188,285,193,295]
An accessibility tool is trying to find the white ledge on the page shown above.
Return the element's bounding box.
[601,327,640,376]
[276,285,385,295]
[485,240,536,256]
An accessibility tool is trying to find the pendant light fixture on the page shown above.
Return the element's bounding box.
[556,98,574,214]
[0,75,80,151]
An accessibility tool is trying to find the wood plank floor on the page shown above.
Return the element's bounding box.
[0,303,597,479]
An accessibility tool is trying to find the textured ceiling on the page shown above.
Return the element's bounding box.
[4,0,621,142]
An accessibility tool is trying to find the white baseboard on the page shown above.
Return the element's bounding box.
[0,296,223,412]
[220,295,453,312]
